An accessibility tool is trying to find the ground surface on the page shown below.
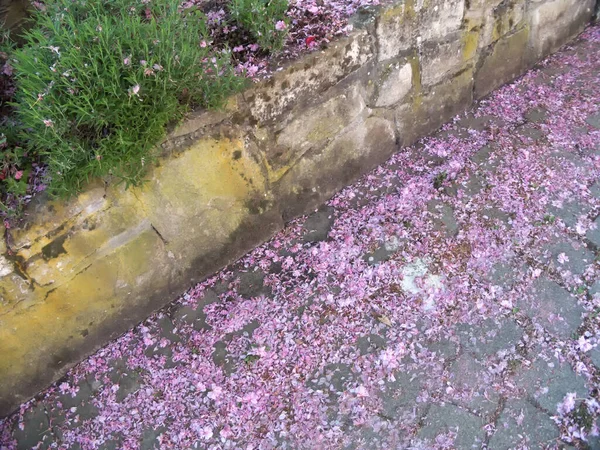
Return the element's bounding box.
[1,23,600,450]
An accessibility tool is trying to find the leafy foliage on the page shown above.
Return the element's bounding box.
[229,0,289,52]
[7,0,246,197]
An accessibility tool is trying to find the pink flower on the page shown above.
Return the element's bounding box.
[220,425,233,439]
[352,385,369,397]
[43,119,54,127]
[207,385,223,400]
[199,426,213,440]
[200,40,207,48]
[128,84,140,97]
[14,171,23,180]
[275,20,287,31]
[557,392,577,415]
[557,253,569,264]
[123,56,131,66]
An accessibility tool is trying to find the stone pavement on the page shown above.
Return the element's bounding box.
[1,23,600,450]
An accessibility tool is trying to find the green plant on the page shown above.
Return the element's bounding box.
[8,0,246,197]
[229,0,289,52]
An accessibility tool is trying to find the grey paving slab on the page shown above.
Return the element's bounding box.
[539,240,595,276]
[415,403,485,448]
[512,355,588,413]
[488,399,559,449]
[519,276,585,339]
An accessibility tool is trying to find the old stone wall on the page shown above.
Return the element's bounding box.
[0,0,595,416]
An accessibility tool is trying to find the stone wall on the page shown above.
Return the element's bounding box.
[0,0,595,416]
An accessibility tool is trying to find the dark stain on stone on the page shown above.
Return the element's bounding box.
[232,150,242,160]
[41,234,68,261]
[6,252,31,282]
[281,80,290,90]
[82,218,97,231]
[81,329,89,337]
[245,197,270,215]
[45,223,66,240]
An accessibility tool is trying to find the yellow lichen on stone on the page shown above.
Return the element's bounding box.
[409,53,423,109]
[132,136,268,259]
[462,19,481,62]
[0,227,167,399]
[381,0,415,23]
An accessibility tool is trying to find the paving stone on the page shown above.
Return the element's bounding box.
[53,378,94,410]
[307,363,357,403]
[457,319,524,359]
[586,217,600,247]
[13,403,52,450]
[519,276,584,339]
[425,337,458,360]
[549,150,594,178]
[586,112,600,129]
[356,333,387,355]
[212,341,236,375]
[524,107,548,124]
[457,172,486,196]
[115,371,142,403]
[512,355,588,413]
[488,398,559,449]
[589,345,600,369]
[488,260,527,290]
[447,354,499,418]
[480,206,513,229]
[140,426,167,449]
[518,124,546,143]
[237,269,270,298]
[427,200,459,237]
[363,236,403,265]
[97,435,123,450]
[302,206,335,243]
[156,316,180,344]
[415,403,485,448]
[378,368,425,420]
[471,145,501,171]
[590,280,600,297]
[539,240,595,276]
[172,305,210,331]
[547,200,592,228]
[590,182,600,199]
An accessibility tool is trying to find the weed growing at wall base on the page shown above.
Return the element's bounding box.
[8,0,247,197]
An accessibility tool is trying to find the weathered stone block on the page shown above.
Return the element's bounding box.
[0,227,170,411]
[396,67,474,146]
[473,0,526,49]
[420,34,466,87]
[419,0,465,42]
[490,0,526,42]
[275,115,396,219]
[375,62,413,107]
[245,31,374,123]
[9,185,108,252]
[474,26,530,99]
[134,135,269,255]
[273,84,367,179]
[528,0,595,60]
[376,3,417,62]
[22,190,149,288]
